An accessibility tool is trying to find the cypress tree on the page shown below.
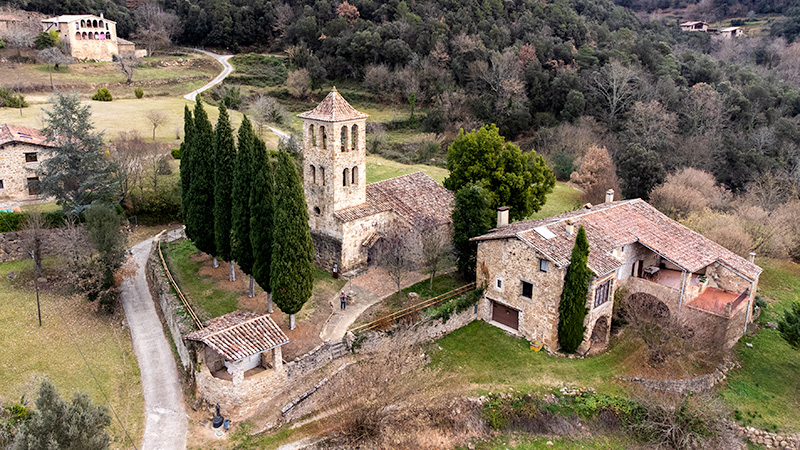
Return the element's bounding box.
[187,98,216,258]
[232,116,256,296]
[557,226,593,353]
[214,103,236,279]
[250,142,275,313]
[271,150,314,330]
[179,105,194,235]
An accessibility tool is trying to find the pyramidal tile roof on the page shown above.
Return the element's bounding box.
[298,88,369,122]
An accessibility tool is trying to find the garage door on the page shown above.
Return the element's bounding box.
[492,301,519,330]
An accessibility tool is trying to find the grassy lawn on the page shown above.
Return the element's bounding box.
[0,259,144,446]
[161,239,240,320]
[430,320,639,395]
[366,154,449,184]
[0,97,253,147]
[529,182,582,220]
[719,258,800,432]
[463,434,634,450]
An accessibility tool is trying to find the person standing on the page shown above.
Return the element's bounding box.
[340,290,347,310]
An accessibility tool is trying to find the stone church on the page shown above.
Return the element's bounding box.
[299,89,454,273]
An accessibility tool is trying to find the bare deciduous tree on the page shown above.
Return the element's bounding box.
[569,145,619,204]
[109,131,148,207]
[286,68,311,99]
[144,109,169,141]
[377,226,415,299]
[36,47,74,90]
[2,22,36,57]
[592,60,641,129]
[248,94,288,137]
[117,55,139,84]
[134,0,182,55]
[417,216,452,290]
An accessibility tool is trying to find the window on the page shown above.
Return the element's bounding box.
[496,278,503,290]
[313,206,321,215]
[593,279,612,308]
[0,180,4,189]
[25,152,37,163]
[539,259,548,272]
[343,168,349,186]
[340,126,347,152]
[351,166,358,185]
[320,126,327,149]
[27,177,40,196]
[351,124,358,151]
[320,167,325,185]
[310,125,316,146]
[310,165,316,184]
[521,280,533,299]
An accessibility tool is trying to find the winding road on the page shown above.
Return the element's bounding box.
[120,238,188,450]
[184,49,234,102]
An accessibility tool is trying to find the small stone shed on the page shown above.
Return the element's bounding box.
[185,311,289,385]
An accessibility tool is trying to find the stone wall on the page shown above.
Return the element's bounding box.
[0,142,46,203]
[0,228,67,262]
[617,362,737,395]
[621,276,683,317]
[145,237,193,371]
[286,341,348,380]
[194,363,288,419]
[731,424,800,449]
[310,232,343,271]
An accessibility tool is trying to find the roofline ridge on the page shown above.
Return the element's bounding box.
[201,312,267,339]
[367,170,430,186]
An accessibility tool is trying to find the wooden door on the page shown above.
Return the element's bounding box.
[492,301,519,330]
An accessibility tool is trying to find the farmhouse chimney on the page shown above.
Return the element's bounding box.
[605,189,614,203]
[497,207,509,228]
[748,252,756,263]
[100,12,104,19]
[565,219,575,235]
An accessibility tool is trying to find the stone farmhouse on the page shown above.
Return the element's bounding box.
[680,21,713,32]
[299,89,454,273]
[0,124,52,204]
[472,190,762,354]
[41,14,145,62]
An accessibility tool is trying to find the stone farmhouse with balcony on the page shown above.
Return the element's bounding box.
[472,190,762,354]
[0,124,52,204]
[41,14,145,62]
[299,89,454,273]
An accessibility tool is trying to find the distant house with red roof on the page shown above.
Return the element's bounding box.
[471,190,761,354]
[0,124,54,203]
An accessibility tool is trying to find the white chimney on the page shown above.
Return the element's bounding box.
[605,189,614,203]
[100,12,104,19]
[497,207,509,228]
[748,252,756,263]
[565,219,575,235]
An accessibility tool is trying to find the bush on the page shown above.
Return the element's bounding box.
[550,151,574,181]
[34,32,56,50]
[134,87,143,99]
[427,289,482,323]
[211,85,242,110]
[171,148,181,159]
[0,38,5,49]
[778,301,800,348]
[91,88,113,102]
[0,88,27,109]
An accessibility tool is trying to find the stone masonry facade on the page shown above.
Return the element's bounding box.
[0,142,45,203]
[42,15,121,62]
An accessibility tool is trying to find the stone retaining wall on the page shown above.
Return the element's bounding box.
[0,228,65,262]
[617,361,738,395]
[145,236,193,372]
[731,423,800,449]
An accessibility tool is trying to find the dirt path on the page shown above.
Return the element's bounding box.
[120,238,188,450]
[184,49,233,102]
[319,267,426,342]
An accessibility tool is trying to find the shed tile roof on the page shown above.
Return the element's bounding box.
[333,171,454,225]
[184,311,289,362]
[0,124,54,148]
[297,89,369,122]
[473,199,762,280]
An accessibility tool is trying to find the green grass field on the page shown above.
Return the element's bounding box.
[463,434,634,450]
[366,154,449,184]
[529,182,582,219]
[720,258,800,432]
[0,259,144,446]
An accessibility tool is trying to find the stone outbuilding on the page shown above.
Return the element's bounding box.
[0,124,53,205]
[472,191,762,354]
[41,14,145,62]
[299,89,454,273]
[184,311,289,414]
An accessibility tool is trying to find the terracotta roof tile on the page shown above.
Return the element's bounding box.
[333,172,454,224]
[0,124,54,148]
[297,89,369,122]
[184,311,289,362]
[474,200,762,280]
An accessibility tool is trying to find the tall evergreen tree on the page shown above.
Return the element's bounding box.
[179,105,194,238]
[37,93,117,212]
[452,184,495,279]
[232,116,256,296]
[214,103,236,279]
[250,142,275,313]
[557,226,593,353]
[616,143,665,201]
[187,98,216,258]
[271,150,314,330]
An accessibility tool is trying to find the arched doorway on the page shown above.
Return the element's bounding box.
[590,315,610,345]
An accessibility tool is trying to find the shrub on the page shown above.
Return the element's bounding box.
[34,32,56,50]
[427,289,482,323]
[0,88,27,109]
[550,151,574,181]
[0,37,5,49]
[134,87,144,99]
[171,148,181,159]
[211,85,242,110]
[778,301,800,348]
[91,88,113,102]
